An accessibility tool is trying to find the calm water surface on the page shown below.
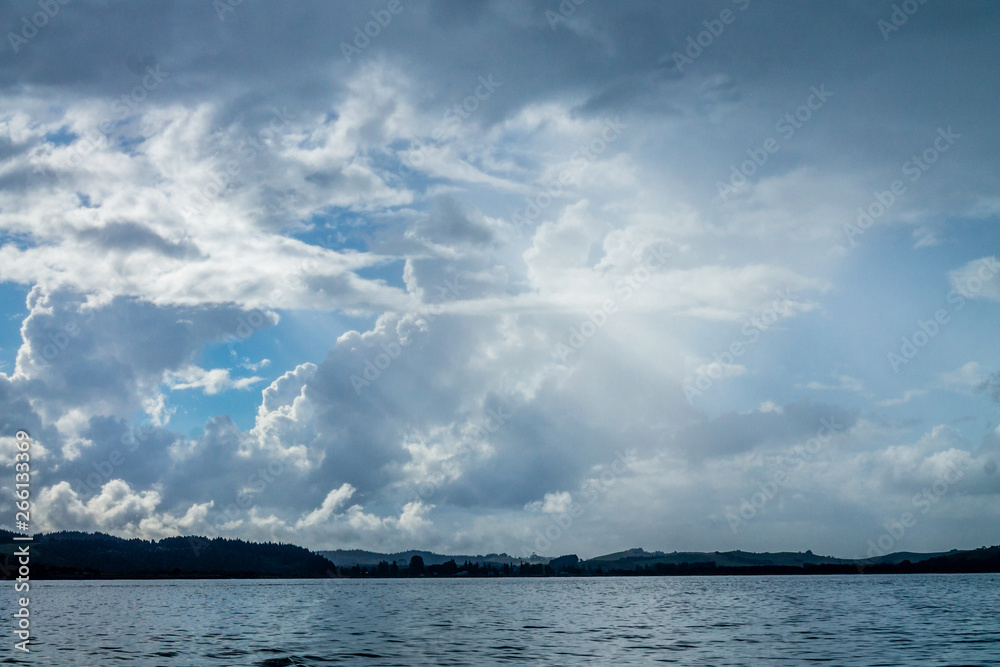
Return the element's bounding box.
[6,574,999,665]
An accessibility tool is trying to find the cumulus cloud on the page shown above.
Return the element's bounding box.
[948,256,1000,301]
[295,483,357,530]
[164,365,263,395]
[35,479,213,539]
[0,0,998,559]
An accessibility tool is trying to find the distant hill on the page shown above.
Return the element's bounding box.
[318,544,995,574]
[318,549,540,568]
[0,530,335,579]
[580,546,1000,575]
[581,547,956,570]
[2,530,997,578]
[860,550,959,565]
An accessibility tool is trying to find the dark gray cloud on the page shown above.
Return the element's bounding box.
[417,196,496,246]
[76,221,201,259]
[675,402,860,461]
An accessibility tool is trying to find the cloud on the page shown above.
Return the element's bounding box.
[877,389,927,407]
[413,196,498,246]
[948,256,1000,301]
[696,361,747,378]
[9,287,272,425]
[295,483,356,530]
[672,402,859,461]
[799,374,865,393]
[164,365,263,395]
[35,479,213,539]
[940,362,987,390]
[75,221,201,259]
[1,0,999,559]
[525,491,573,515]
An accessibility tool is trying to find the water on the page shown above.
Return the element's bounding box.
[5,574,999,665]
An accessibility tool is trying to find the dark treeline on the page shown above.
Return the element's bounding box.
[336,548,1000,578]
[336,554,560,578]
[2,530,998,579]
[0,530,334,579]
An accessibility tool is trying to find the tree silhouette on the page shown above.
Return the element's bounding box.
[409,554,424,575]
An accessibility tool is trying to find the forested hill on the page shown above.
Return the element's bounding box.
[2,531,998,579]
[0,530,335,579]
[318,548,534,568]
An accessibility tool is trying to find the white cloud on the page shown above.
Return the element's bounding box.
[35,480,213,539]
[295,483,356,530]
[525,491,574,515]
[940,362,987,390]
[877,389,927,407]
[948,257,1000,301]
[164,365,263,395]
[799,374,865,393]
[696,361,747,378]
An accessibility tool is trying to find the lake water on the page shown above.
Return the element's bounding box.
[6,574,999,665]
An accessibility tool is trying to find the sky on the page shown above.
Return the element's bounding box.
[0,0,998,560]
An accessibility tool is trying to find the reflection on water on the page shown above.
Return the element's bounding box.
[6,574,999,665]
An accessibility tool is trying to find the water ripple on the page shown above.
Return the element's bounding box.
[4,574,997,666]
